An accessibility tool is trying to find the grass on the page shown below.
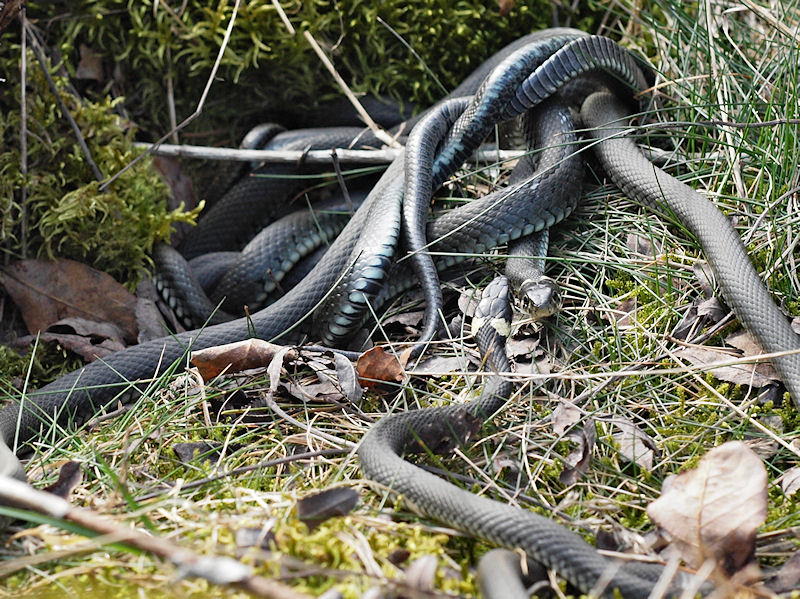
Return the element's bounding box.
[3,0,800,598]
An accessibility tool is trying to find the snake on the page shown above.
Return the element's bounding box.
[2,29,799,598]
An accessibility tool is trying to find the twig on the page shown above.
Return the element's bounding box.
[268,0,398,148]
[99,0,241,191]
[302,30,400,148]
[261,391,356,449]
[0,476,312,599]
[329,149,353,213]
[24,22,104,183]
[132,141,524,165]
[166,46,179,145]
[19,6,28,257]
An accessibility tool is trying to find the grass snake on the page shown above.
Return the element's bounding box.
[2,29,799,599]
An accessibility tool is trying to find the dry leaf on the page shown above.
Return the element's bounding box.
[296,487,359,530]
[778,467,800,497]
[605,417,656,470]
[770,551,800,593]
[283,379,345,404]
[356,346,406,388]
[190,339,296,380]
[43,462,83,500]
[334,352,363,404]
[646,441,767,576]
[412,355,474,374]
[0,258,139,342]
[505,337,540,359]
[626,232,657,256]
[75,44,103,81]
[558,421,595,485]
[674,345,778,388]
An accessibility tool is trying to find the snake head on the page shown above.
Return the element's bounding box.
[518,276,561,320]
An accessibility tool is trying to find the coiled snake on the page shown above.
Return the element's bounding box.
[2,29,800,598]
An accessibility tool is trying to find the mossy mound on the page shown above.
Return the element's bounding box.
[0,44,199,287]
[31,1,595,140]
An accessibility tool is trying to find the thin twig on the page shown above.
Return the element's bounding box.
[99,0,241,191]
[329,149,353,213]
[25,21,104,183]
[131,141,523,164]
[19,6,28,257]
[302,30,400,148]
[0,476,312,599]
[268,0,398,148]
[166,46,179,145]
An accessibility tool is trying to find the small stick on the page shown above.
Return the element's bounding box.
[99,0,241,191]
[132,141,524,165]
[0,476,312,599]
[25,22,104,183]
[268,0,399,148]
[329,149,353,214]
[19,6,28,257]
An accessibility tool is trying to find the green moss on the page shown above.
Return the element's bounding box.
[25,0,590,141]
[0,45,200,288]
[0,342,85,393]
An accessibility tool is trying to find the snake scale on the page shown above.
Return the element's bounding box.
[2,28,800,598]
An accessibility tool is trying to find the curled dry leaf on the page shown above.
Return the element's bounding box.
[646,441,767,576]
[0,258,139,342]
[778,467,800,497]
[43,462,83,500]
[604,417,656,470]
[558,421,596,486]
[333,352,363,404]
[553,401,595,485]
[673,345,778,388]
[190,339,296,380]
[296,487,359,530]
[356,346,406,388]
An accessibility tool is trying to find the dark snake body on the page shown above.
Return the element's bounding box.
[2,29,800,599]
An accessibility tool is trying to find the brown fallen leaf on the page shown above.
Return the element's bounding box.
[190,339,297,380]
[646,441,767,577]
[674,345,778,388]
[296,487,359,530]
[75,44,103,81]
[333,352,363,404]
[43,462,83,500]
[769,550,800,593]
[603,417,656,470]
[356,346,406,388]
[15,330,124,363]
[0,258,139,343]
[558,421,596,486]
[778,466,800,497]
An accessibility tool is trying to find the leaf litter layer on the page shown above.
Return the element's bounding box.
[3,1,800,598]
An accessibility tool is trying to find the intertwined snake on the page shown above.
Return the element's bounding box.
[2,29,799,598]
